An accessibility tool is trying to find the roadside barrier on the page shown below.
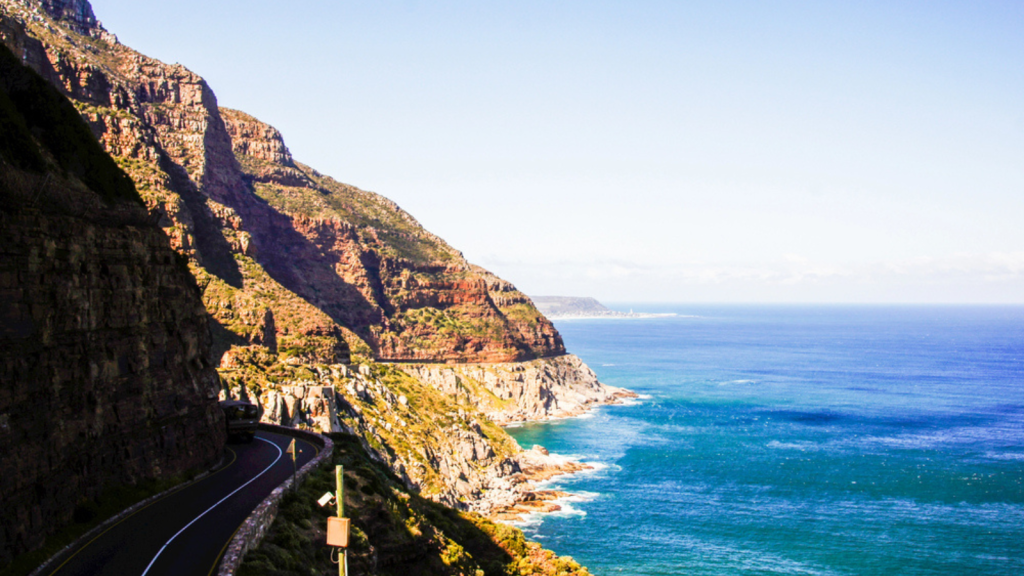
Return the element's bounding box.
[216,424,334,575]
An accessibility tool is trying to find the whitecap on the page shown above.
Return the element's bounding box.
[767,440,822,451]
[984,451,1024,461]
[564,490,601,501]
[506,493,592,530]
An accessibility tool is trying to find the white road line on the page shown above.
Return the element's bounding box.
[140,436,284,576]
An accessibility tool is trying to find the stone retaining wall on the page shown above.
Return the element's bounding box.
[216,424,334,575]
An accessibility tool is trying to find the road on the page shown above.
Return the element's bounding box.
[43,430,319,576]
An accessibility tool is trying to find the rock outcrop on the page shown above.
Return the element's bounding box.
[225,361,525,512]
[0,41,224,563]
[399,354,637,424]
[225,358,623,519]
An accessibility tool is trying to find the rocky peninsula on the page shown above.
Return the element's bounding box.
[533,296,677,319]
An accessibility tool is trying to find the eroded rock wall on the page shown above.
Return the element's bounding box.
[243,356,632,515]
[399,355,636,425]
[0,0,565,364]
[225,363,524,513]
[0,211,225,561]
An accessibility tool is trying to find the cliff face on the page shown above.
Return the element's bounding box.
[0,0,564,365]
[0,3,627,570]
[220,107,566,363]
[228,360,521,511]
[400,355,636,425]
[0,40,224,562]
[241,360,608,518]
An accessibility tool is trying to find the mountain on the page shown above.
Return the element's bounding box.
[0,39,224,564]
[1,0,562,366]
[532,296,676,319]
[532,296,620,317]
[0,1,627,572]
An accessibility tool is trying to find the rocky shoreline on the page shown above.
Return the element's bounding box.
[485,383,639,525]
[398,354,638,425]
[490,445,595,523]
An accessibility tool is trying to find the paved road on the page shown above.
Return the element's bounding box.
[43,431,318,576]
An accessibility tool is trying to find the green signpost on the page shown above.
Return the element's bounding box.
[336,465,347,576]
[323,465,349,575]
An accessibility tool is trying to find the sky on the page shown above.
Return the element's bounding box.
[89,0,1024,303]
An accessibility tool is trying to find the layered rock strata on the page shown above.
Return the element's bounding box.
[0,39,224,562]
[0,2,630,568]
[399,354,637,424]
[0,0,564,364]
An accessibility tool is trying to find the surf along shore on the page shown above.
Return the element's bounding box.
[490,392,637,524]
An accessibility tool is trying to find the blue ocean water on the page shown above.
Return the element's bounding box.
[506,305,1024,575]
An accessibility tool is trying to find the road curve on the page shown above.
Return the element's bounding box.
[42,431,318,576]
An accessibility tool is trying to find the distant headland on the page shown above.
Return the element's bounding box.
[531,296,677,319]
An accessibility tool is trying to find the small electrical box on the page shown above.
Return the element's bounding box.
[327,517,350,548]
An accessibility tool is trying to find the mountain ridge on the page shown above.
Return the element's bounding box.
[0,1,565,363]
[0,1,622,572]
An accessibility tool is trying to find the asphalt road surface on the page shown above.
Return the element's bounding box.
[43,430,319,576]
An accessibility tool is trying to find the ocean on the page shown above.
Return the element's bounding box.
[505,305,1024,575]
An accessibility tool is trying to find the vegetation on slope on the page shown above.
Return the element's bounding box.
[218,350,519,502]
[0,4,589,573]
[239,434,589,576]
[220,107,460,266]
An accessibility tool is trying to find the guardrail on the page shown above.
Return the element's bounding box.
[215,424,334,576]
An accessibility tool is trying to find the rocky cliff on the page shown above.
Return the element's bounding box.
[0,0,564,365]
[0,41,224,563]
[0,1,629,571]
[400,355,636,425]
[229,355,632,521]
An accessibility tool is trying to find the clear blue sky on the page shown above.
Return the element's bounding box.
[90,0,1024,303]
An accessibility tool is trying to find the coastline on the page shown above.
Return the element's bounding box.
[498,387,639,427]
[488,389,639,525]
[490,445,593,523]
[546,313,680,321]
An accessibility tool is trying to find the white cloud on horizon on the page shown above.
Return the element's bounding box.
[477,251,1024,303]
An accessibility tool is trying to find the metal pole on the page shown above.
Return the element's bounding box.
[337,465,344,517]
[342,461,350,573]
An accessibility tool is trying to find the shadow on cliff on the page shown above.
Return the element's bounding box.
[0,41,226,567]
[161,153,245,289]
[218,187,389,349]
[207,315,248,366]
